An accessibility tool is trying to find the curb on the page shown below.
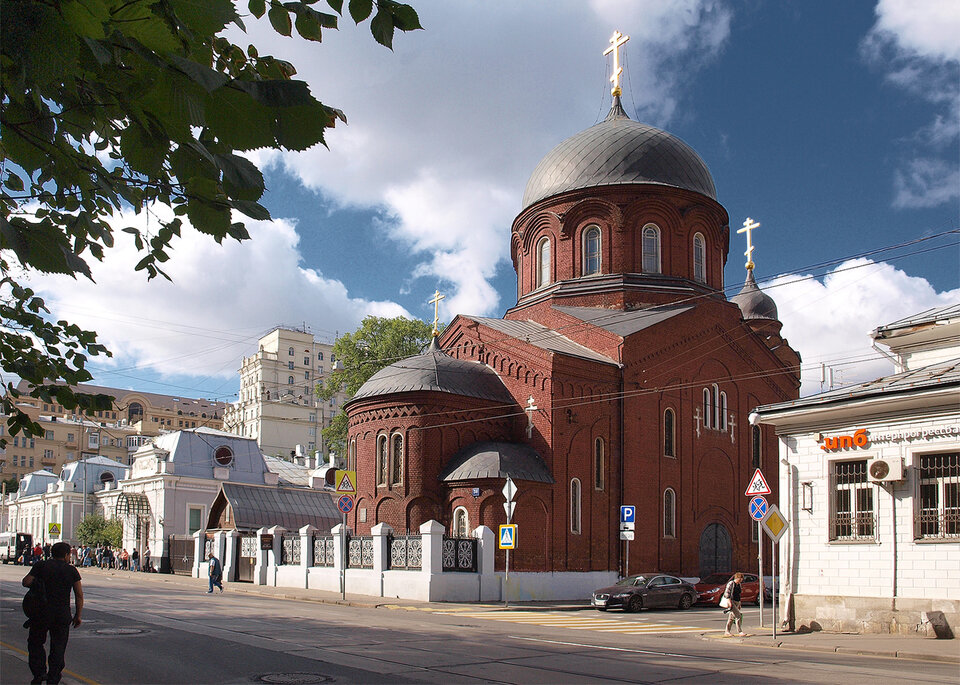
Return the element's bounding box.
[700,632,959,664]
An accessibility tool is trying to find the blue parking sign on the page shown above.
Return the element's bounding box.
[620,505,635,523]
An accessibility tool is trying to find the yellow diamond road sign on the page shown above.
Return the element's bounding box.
[335,470,357,494]
[761,504,789,543]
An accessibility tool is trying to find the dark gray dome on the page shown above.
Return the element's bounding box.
[346,339,514,406]
[731,270,778,321]
[522,98,717,210]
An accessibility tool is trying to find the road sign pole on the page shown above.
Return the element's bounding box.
[758,520,764,628]
[625,539,629,579]
[340,510,346,601]
[772,538,777,640]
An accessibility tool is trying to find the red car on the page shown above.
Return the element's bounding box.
[694,572,761,606]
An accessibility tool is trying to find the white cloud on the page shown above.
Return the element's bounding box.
[767,259,960,395]
[29,207,410,382]
[893,158,960,208]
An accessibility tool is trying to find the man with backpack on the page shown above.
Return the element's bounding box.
[22,542,83,685]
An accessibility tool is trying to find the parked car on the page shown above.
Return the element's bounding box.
[591,573,698,612]
[694,572,761,606]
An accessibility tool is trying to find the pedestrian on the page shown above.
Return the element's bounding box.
[207,552,223,594]
[143,546,151,572]
[33,543,43,565]
[69,546,78,566]
[22,541,83,685]
[131,548,140,572]
[120,548,129,570]
[723,572,747,637]
[43,542,52,560]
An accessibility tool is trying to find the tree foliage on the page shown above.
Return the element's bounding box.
[318,315,436,455]
[0,0,421,446]
[75,513,123,547]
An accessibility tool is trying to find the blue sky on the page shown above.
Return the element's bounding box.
[26,0,959,402]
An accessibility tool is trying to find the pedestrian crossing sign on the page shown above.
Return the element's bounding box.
[48,523,61,538]
[498,524,517,550]
[335,470,357,494]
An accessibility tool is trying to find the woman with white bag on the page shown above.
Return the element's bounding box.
[721,572,747,636]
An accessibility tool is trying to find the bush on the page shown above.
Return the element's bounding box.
[75,514,123,547]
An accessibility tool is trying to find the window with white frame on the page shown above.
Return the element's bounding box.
[693,233,706,283]
[916,452,959,540]
[348,438,356,472]
[188,506,204,534]
[702,388,712,429]
[829,459,876,541]
[718,390,727,431]
[453,506,469,537]
[594,437,604,490]
[536,236,551,289]
[376,434,388,487]
[663,488,676,538]
[390,433,403,485]
[642,224,661,274]
[288,347,294,355]
[582,225,601,276]
[664,408,675,457]
[570,478,582,534]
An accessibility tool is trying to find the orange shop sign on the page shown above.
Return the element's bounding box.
[820,429,869,451]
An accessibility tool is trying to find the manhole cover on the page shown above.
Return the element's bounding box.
[95,627,147,635]
[256,674,331,684]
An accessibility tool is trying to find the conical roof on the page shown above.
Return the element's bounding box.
[730,270,778,321]
[521,97,717,210]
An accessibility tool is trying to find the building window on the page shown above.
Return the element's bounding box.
[288,361,295,370]
[376,435,388,487]
[45,430,54,440]
[663,488,676,538]
[99,471,115,484]
[829,460,876,541]
[304,357,310,366]
[188,507,203,534]
[693,233,706,283]
[318,352,324,361]
[89,433,99,449]
[304,371,310,380]
[288,347,294,355]
[214,446,233,466]
[390,433,403,485]
[594,437,604,490]
[536,236,551,289]
[718,390,727,431]
[582,225,601,276]
[916,452,959,539]
[453,506,469,537]
[287,376,294,385]
[752,426,762,467]
[348,438,356,472]
[642,224,661,274]
[43,449,54,459]
[702,388,712,429]
[664,408,675,457]
[570,478,581,534]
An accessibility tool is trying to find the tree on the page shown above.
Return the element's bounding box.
[75,512,122,547]
[317,315,435,456]
[0,0,421,446]
[2,475,18,494]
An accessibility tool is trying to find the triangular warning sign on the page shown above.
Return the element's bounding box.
[335,470,356,493]
[744,468,771,496]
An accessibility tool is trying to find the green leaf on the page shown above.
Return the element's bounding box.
[369,8,394,49]
[326,0,344,14]
[119,122,168,177]
[168,55,231,93]
[275,103,329,150]
[4,173,24,192]
[268,4,293,36]
[233,79,315,107]
[203,87,277,151]
[348,0,372,23]
[391,3,422,31]
[229,200,271,220]
[169,0,238,37]
[249,0,267,18]
[215,153,265,201]
[60,0,109,39]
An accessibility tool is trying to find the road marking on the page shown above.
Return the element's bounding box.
[427,610,707,634]
[0,640,102,684]
[510,636,768,665]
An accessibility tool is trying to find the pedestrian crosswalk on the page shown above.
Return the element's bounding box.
[385,606,713,635]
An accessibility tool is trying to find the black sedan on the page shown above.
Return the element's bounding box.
[591,573,698,612]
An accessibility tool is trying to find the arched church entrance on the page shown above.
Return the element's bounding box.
[698,522,731,576]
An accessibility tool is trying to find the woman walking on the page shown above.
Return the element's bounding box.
[723,572,748,637]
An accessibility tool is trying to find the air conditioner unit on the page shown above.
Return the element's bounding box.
[867,457,904,483]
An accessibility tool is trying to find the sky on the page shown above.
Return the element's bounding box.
[18,0,960,403]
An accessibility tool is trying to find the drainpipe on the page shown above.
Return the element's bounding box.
[618,345,625,579]
[872,341,901,374]
[779,454,793,630]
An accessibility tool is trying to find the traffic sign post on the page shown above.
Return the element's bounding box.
[620,505,635,578]
[337,495,354,514]
[748,495,768,628]
[744,468,771,496]
[333,471,357,601]
[502,477,517,607]
[760,504,789,639]
[335,470,357,494]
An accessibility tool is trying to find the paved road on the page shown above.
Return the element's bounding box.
[2,569,957,684]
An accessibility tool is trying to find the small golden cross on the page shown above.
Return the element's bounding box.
[737,217,760,271]
[603,30,630,96]
[428,289,445,336]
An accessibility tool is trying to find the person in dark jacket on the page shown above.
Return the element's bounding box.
[723,572,747,637]
[22,542,83,685]
[207,552,223,593]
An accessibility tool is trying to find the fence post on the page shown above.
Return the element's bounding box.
[420,519,444,577]
[191,529,206,578]
[222,530,240,582]
[332,522,350,597]
[254,526,269,585]
[299,524,316,589]
[371,522,393,578]
[267,525,285,587]
[474,525,495,602]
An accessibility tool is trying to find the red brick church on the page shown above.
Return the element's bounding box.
[344,54,800,579]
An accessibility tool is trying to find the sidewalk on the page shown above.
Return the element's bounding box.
[10,566,957,665]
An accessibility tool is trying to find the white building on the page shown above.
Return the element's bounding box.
[753,304,959,635]
[223,327,348,461]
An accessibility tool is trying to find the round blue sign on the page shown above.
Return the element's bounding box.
[749,496,768,521]
[337,495,354,514]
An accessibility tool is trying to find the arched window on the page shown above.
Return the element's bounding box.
[594,437,604,490]
[570,478,582,534]
[453,507,469,537]
[702,388,713,429]
[99,471,115,485]
[752,425,762,468]
[718,391,727,431]
[693,233,706,283]
[582,225,601,276]
[288,346,294,355]
[318,351,324,361]
[390,433,403,485]
[642,224,661,274]
[127,402,144,424]
[287,376,294,385]
[536,236,551,289]
[664,408,675,457]
[663,488,676,538]
[376,435,388,486]
[348,438,357,472]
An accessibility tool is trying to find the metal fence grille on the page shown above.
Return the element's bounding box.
[441,536,477,572]
[281,534,300,565]
[388,536,422,570]
[312,536,335,567]
[829,460,876,541]
[916,452,960,539]
[347,536,374,568]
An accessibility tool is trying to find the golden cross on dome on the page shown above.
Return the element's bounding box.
[428,289,445,336]
[738,217,761,271]
[603,30,630,96]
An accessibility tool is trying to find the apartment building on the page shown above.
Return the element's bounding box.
[222,327,348,461]
[0,381,228,482]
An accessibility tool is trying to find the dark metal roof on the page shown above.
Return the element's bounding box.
[522,97,716,210]
[470,316,617,365]
[346,340,515,406]
[440,441,554,483]
[756,358,960,415]
[729,271,778,321]
[874,303,960,334]
[216,483,340,533]
[552,304,692,337]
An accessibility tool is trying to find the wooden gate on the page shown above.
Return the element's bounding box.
[235,534,257,582]
[698,523,732,576]
[168,535,195,576]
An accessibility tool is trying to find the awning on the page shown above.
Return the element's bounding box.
[115,492,151,517]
